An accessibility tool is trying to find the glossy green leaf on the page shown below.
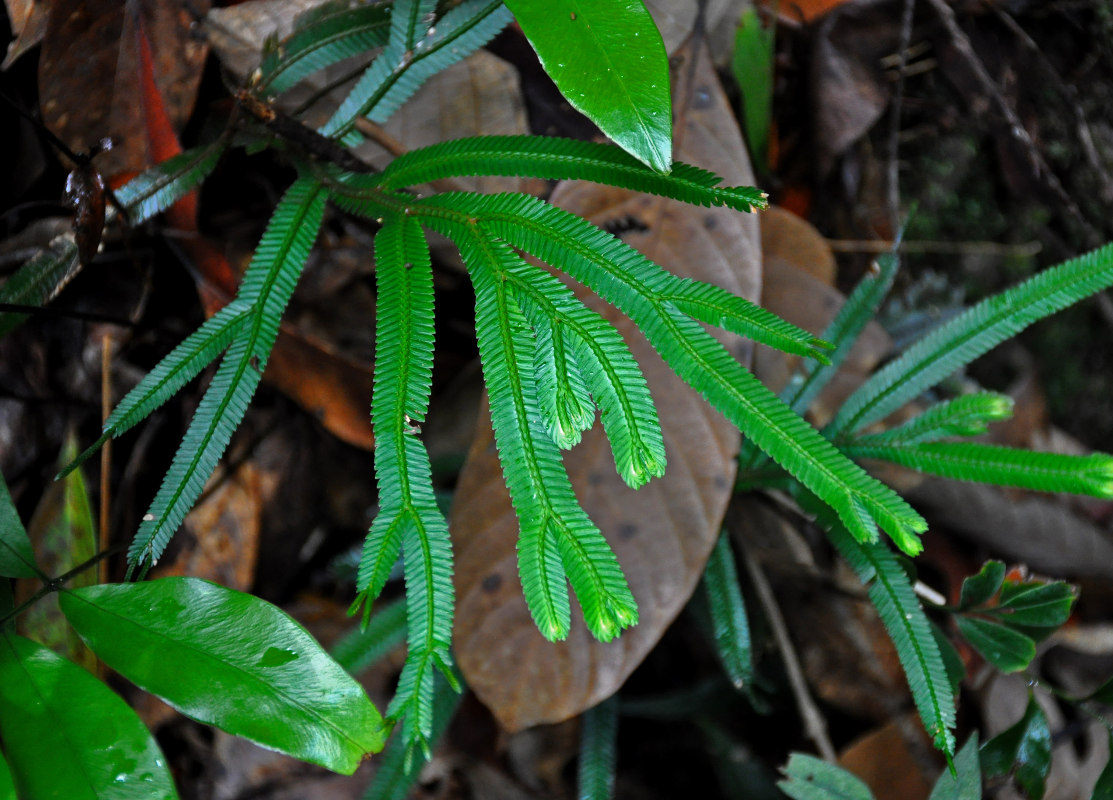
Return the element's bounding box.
[777,752,876,800]
[505,0,672,172]
[0,471,39,579]
[0,632,176,799]
[732,9,775,169]
[578,695,619,800]
[980,694,1051,800]
[955,615,1036,674]
[60,578,387,774]
[1092,730,1113,800]
[993,581,1076,628]
[928,734,981,800]
[958,561,1006,610]
[0,751,13,800]
[700,531,753,689]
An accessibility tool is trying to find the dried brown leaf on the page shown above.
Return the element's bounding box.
[451,38,760,732]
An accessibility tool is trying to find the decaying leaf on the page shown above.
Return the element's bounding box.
[451,37,758,731]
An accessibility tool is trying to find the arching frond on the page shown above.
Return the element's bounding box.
[321,0,511,138]
[415,192,927,555]
[851,392,1015,446]
[259,1,391,94]
[377,136,768,213]
[358,216,454,748]
[115,142,226,224]
[845,441,1113,498]
[128,179,327,569]
[828,241,1113,437]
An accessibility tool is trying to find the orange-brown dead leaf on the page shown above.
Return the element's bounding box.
[451,37,759,731]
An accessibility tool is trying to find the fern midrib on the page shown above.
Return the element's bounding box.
[503,269,652,464]
[835,265,1111,436]
[498,209,895,530]
[141,185,323,560]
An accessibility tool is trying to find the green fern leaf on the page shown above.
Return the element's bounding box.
[129,178,326,568]
[114,142,226,225]
[700,531,753,689]
[358,216,455,748]
[448,221,637,642]
[0,235,80,338]
[522,297,596,450]
[814,497,956,758]
[500,252,666,487]
[321,0,511,139]
[259,1,391,94]
[388,0,439,52]
[577,696,620,800]
[851,392,1015,446]
[427,192,927,554]
[828,241,1113,437]
[377,136,768,213]
[844,441,1113,498]
[61,302,253,479]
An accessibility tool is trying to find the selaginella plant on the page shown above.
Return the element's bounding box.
[2,0,1113,796]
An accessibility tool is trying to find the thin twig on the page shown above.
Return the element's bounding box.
[737,535,838,762]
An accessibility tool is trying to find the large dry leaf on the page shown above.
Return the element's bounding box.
[451,37,760,732]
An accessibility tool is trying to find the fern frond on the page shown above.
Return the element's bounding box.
[785,251,899,416]
[851,392,1015,446]
[845,441,1113,498]
[522,297,596,449]
[321,0,511,139]
[813,496,956,758]
[448,221,637,642]
[701,531,753,689]
[360,216,454,747]
[115,142,226,224]
[61,301,253,478]
[259,1,391,94]
[421,192,927,554]
[499,251,666,488]
[129,179,326,568]
[578,696,620,800]
[0,234,80,338]
[389,0,438,53]
[378,136,768,213]
[828,241,1113,437]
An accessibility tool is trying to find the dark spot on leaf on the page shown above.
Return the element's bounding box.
[588,472,605,486]
[618,523,638,540]
[703,216,718,231]
[713,474,729,490]
[482,573,502,593]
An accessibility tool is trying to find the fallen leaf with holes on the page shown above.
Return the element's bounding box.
[451,37,758,731]
[37,0,209,179]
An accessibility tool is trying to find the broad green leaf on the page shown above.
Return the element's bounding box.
[0,471,39,579]
[60,578,387,774]
[928,734,981,800]
[777,752,876,800]
[505,0,672,172]
[700,531,753,689]
[0,751,13,800]
[955,615,1036,673]
[829,241,1113,437]
[958,560,1006,610]
[578,695,619,800]
[980,694,1051,800]
[0,632,176,799]
[1093,731,1113,800]
[732,9,775,169]
[993,580,1076,628]
[0,233,80,338]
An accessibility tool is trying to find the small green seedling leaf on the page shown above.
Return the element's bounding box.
[928,734,981,800]
[0,632,177,799]
[505,0,672,172]
[993,580,1077,629]
[60,577,387,774]
[777,752,876,800]
[958,561,1006,610]
[980,694,1051,800]
[0,471,39,580]
[955,615,1036,674]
